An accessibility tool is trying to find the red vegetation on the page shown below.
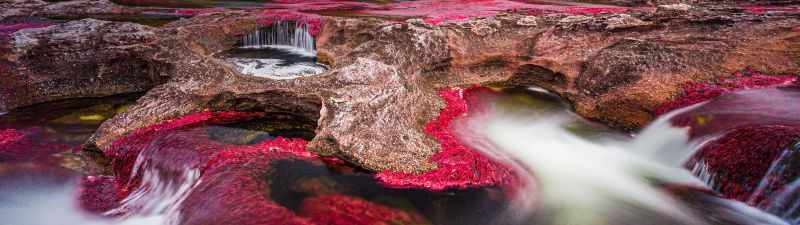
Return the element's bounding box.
[80,175,119,213]
[0,127,73,164]
[694,125,800,202]
[741,6,800,14]
[655,71,796,116]
[299,194,427,225]
[376,87,518,190]
[351,0,630,24]
[524,5,632,15]
[174,8,224,16]
[0,23,55,36]
[98,110,427,224]
[254,11,324,37]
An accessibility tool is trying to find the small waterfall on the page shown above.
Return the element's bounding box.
[744,144,800,223]
[103,151,201,225]
[238,21,315,55]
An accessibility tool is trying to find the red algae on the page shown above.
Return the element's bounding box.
[245,0,634,31]
[105,111,265,196]
[299,194,428,225]
[174,8,224,16]
[356,0,630,24]
[741,6,800,14]
[524,5,630,15]
[359,0,538,24]
[376,87,518,191]
[0,23,55,36]
[694,125,800,202]
[0,127,73,164]
[254,11,324,37]
[179,153,315,225]
[99,110,345,224]
[80,175,119,213]
[655,72,796,116]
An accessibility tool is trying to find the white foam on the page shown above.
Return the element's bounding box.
[238,45,316,58]
[225,58,326,80]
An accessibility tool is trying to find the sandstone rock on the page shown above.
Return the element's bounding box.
[3,1,799,173]
[657,3,693,13]
[3,19,164,110]
[516,16,538,26]
[604,14,648,30]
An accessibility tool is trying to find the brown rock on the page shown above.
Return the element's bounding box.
[3,2,799,173]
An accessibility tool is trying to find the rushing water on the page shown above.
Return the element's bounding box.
[454,87,793,224]
[217,22,327,79]
[238,22,316,55]
[2,87,800,224]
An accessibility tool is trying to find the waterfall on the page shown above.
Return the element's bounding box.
[238,21,315,56]
[103,151,201,225]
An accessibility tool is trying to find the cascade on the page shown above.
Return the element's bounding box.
[238,21,315,55]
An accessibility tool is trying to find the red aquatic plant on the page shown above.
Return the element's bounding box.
[99,110,347,224]
[375,87,518,190]
[105,111,266,197]
[255,10,324,37]
[0,127,73,164]
[0,23,55,36]
[655,72,796,116]
[694,124,800,202]
[97,109,433,224]
[299,194,428,225]
[358,0,629,24]
[80,175,119,213]
[174,8,225,16]
[741,6,800,14]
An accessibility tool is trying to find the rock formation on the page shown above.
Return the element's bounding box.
[2,0,799,175]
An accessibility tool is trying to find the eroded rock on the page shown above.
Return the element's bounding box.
[2,1,799,174]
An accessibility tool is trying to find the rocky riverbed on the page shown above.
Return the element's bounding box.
[1,0,800,224]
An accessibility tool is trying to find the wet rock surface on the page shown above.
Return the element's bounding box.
[1,0,799,174]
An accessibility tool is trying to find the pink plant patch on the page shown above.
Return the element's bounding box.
[376,87,519,191]
[0,23,55,36]
[655,71,796,116]
[254,10,324,36]
[0,127,73,164]
[741,6,800,14]
[80,175,119,213]
[299,194,428,225]
[694,124,800,202]
[174,8,225,16]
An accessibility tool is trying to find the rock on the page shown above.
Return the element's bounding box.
[516,16,538,26]
[656,3,693,15]
[3,1,800,174]
[2,19,164,110]
[557,15,594,28]
[604,14,648,30]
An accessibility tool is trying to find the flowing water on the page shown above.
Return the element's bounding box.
[1,86,800,224]
[458,87,784,224]
[238,22,316,55]
[217,22,327,79]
